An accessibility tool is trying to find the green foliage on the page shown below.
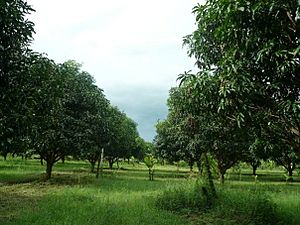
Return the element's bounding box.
[0,1,143,180]
[183,0,300,157]
[144,155,156,169]
[157,0,300,187]
[132,137,147,161]
[105,106,139,169]
[0,49,142,179]
[154,118,184,163]
[0,0,35,155]
[144,154,156,181]
[24,56,111,179]
[59,61,111,174]
[157,72,252,184]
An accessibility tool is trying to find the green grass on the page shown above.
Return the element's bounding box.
[270,186,300,224]
[156,181,281,225]
[0,158,189,225]
[0,159,44,183]
[3,180,187,225]
[0,158,300,225]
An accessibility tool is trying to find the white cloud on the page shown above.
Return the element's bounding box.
[27,0,205,140]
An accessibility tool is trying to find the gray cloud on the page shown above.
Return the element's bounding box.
[105,85,170,141]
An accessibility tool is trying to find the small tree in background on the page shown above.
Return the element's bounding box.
[144,155,156,181]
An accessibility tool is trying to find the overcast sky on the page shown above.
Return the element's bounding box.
[28,0,204,141]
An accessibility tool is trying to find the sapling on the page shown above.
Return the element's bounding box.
[144,155,156,181]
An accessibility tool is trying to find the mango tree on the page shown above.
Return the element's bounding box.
[28,57,109,179]
[105,106,139,169]
[0,0,34,157]
[184,0,300,157]
[144,155,156,181]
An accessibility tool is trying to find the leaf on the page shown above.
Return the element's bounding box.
[7,138,13,144]
[238,7,245,12]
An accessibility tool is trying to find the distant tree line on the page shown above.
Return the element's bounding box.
[0,0,150,179]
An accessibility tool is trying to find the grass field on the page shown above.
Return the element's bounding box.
[0,157,299,225]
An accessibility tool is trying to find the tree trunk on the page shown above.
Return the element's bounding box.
[96,148,104,179]
[61,156,65,164]
[109,159,114,170]
[40,158,43,165]
[285,165,294,182]
[204,153,217,197]
[96,156,101,178]
[3,153,7,161]
[148,168,154,181]
[252,165,257,176]
[100,148,104,174]
[45,161,54,180]
[288,166,293,177]
[91,161,96,173]
[220,173,225,184]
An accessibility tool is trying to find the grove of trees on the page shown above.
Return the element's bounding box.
[1,0,300,185]
[0,0,147,179]
[154,0,300,184]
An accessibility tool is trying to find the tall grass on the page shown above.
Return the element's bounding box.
[156,180,300,225]
[271,188,300,224]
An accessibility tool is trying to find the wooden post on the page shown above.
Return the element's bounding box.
[100,148,104,174]
[96,148,104,179]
